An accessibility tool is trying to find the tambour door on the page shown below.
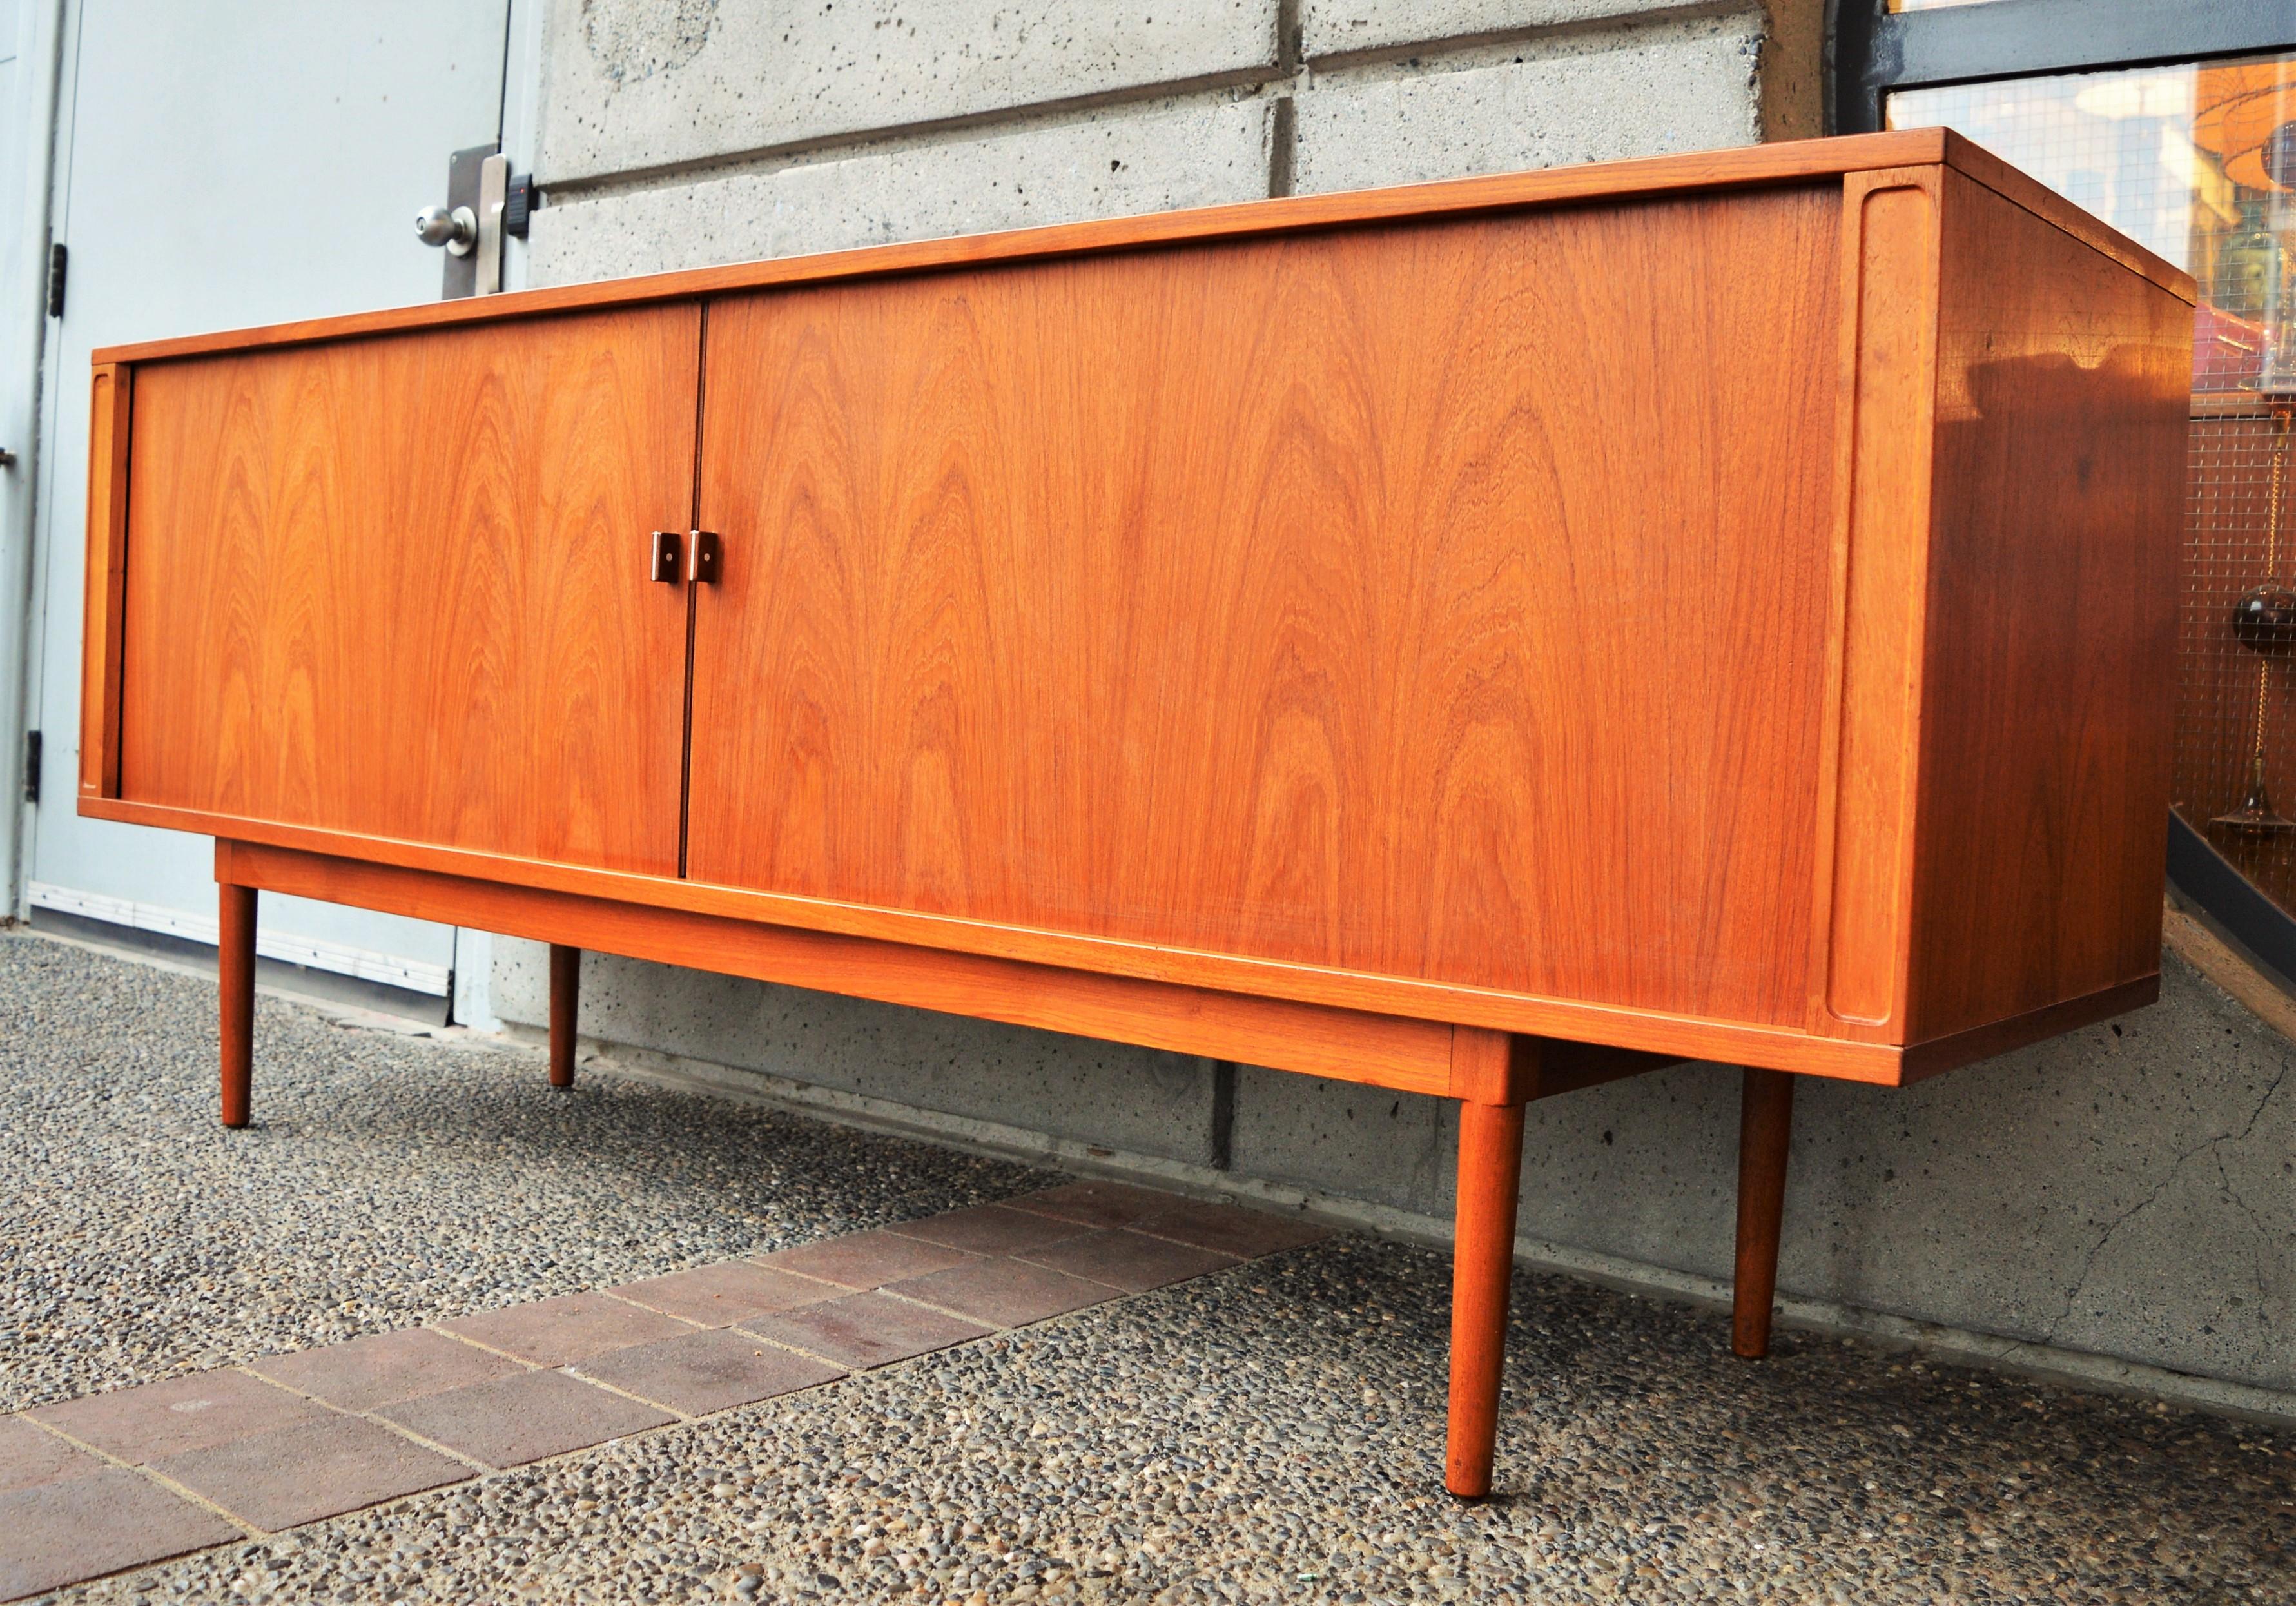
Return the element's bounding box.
[116,305,701,876]
[685,193,1845,1026]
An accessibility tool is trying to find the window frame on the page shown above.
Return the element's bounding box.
[1836,0,2296,135]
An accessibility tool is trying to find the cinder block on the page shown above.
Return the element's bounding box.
[1225,1067,1455,1217]
[1292,17,1763,195]
[494,939,1221,1165]
[1303,0,1710,60]
[1223,955,2295,1394]
[1227,1057,1739,1251]
[1776,951,2296,1393]
[1501,952,2296,1396]
[1513,1060,1742,1276]
[529,99,1273,286]
[538,0,1278,186]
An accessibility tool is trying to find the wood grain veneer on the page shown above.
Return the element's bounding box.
[118,306,701,874]
[690,188,1842,1029]
[1901,170,2189,1043]
[84,787,2154,1082]
[1448,1090,1528,1498]
[1814,169,1941,1032]
[81,138,2194,1082]
[78,363,132,800]
[217,840,1653,1101]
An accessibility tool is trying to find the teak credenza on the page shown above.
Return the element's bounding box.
[79,129,2194,1496]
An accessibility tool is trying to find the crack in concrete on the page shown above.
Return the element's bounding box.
[2048,1055,2291,1342]
[2212,1154,2280,1327]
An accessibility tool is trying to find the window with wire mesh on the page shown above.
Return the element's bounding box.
[1892,55,2296,918]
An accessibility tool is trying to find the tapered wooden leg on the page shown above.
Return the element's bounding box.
[218,883,256,1129]
[548,944,579,1089]
[1732,1066,1795,1359]
[1447,1095,1526,1498]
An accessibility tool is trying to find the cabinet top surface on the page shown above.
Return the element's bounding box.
[92,128,2192,368]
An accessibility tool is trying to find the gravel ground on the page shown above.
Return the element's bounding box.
[0,933,1044,1412]
[7,932,2296,1603]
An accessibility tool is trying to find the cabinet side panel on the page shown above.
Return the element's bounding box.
[79,363,133,799]
[691,188,1843,1027]
[1818,176,1940,1030]
[117,307,701,876]
[1903,172,2192,1043]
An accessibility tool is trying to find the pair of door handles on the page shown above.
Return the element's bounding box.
[650,529,721,585]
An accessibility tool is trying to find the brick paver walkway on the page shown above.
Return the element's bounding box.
[0,1181,1323,1601]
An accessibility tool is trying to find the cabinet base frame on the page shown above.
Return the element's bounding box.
[89,796,2161,1084]
[210,839,1791,1493]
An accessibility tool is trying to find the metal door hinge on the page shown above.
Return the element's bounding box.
[650,529,683,582]
[23,730,41,803]
[46,244,66,319]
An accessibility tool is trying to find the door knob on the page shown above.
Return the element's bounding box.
[414,204,478,256]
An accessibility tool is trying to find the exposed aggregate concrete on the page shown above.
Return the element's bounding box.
[0,935,1042,1412]
[7,934,2296,1603]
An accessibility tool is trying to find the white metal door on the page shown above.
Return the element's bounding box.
[21,0,511,1001]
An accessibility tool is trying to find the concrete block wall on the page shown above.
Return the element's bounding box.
[524,0,1814,284]
[1220,948,2296,1392]
[501,0,2295,1402]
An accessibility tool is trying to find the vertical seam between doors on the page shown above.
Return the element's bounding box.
[677,300,708,880]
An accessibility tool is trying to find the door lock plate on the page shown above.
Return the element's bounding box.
[428,143,510,300]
